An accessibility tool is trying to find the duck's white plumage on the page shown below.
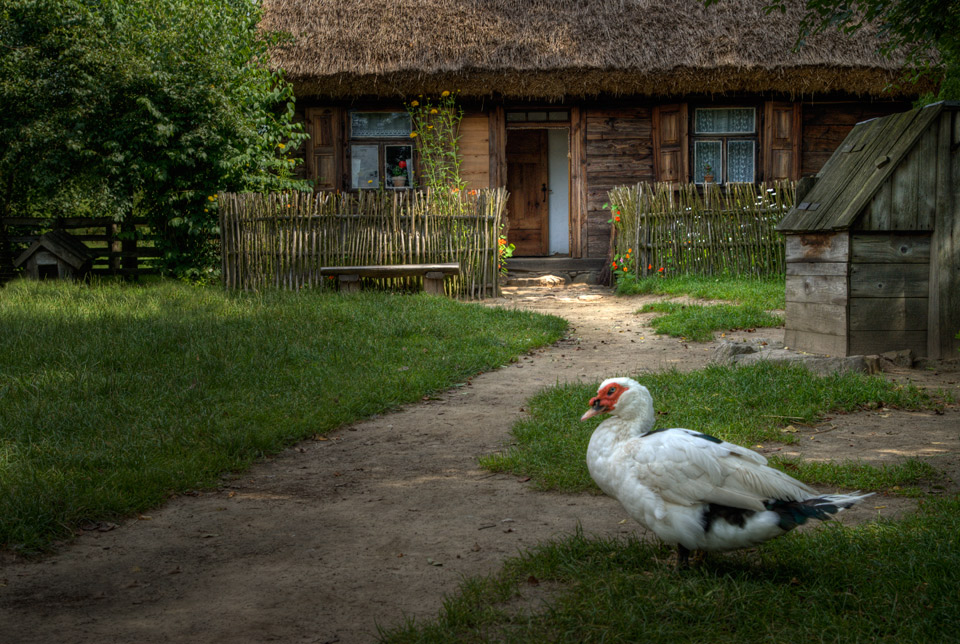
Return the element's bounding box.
[582,377,871,560]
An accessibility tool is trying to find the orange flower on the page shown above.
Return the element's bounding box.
[648,264,653,270]
[627,248,633,253]
[612,262,618,269]
[499,238,507,246]
[614,216,621,222]
[658,267,664,272]
[622,267,628,272]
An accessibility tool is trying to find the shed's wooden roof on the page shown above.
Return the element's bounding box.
[777,102,959,233]
[263,0,924,99]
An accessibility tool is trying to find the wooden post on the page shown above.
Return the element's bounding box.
[338,273,360,292]
[108,221,121,275]
[423,271,445,295]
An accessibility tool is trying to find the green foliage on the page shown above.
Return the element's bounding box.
[406,91,467,211]
[753,0,960,101]
[480,362,944,492]
[638,301,783,342]
[0,279,566,552]
[0,0,309,278]
[615,273,786,310]
[380,495,960,643]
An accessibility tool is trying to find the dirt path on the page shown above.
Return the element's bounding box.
[2,286,958,644]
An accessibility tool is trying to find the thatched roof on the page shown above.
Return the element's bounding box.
[263,0,925,100]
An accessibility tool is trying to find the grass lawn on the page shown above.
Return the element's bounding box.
[0,279,567,553]
[480,363,946,493]
[617,274,786,341]
[379,494,960,643]
[615,273,785,309]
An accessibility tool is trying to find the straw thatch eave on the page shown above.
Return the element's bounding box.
[264,0,928,100]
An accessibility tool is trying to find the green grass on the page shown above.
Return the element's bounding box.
[480,362,944,493]
[638,301,783,341]
[378,494,960,643]
[769,457,941,498]
[0,279,567,553]
[615,273,786,309]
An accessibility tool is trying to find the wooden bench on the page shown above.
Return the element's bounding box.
[320,263,460,295]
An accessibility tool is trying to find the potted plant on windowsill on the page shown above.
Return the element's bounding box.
[390,160,408,187]
[702,162,714,184]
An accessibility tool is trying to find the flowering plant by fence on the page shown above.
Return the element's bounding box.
[607,181,795,278]
[218,188,506,298]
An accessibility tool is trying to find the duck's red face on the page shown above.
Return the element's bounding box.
[581,382,629,421]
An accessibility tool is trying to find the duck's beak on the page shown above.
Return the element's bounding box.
[580,397,606,421]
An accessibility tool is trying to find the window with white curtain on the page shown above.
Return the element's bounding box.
[692,108,757,184]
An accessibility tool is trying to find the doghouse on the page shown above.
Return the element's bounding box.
[776,101,960,359]
[14,230,93,281]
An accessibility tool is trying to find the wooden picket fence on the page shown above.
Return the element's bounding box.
[608,181,795,278]
[218,189,507,298]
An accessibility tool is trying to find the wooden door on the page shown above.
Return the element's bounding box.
[506,130,549,256]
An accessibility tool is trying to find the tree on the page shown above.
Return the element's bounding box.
[0,0,308,278]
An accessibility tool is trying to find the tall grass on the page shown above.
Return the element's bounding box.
[480,363,944,492]
[0,279,567,552]
[638,300,783,341]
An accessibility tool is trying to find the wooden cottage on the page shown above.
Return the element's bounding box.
[14,230,93,281]
[776,102,960,360]
[263,0,928,272]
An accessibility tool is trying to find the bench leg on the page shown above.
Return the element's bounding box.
[339,274,361,293]
[423,271,445,295]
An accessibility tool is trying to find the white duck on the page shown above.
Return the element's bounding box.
[582,377,871,566]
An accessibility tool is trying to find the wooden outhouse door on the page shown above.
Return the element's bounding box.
[506,130,549,256]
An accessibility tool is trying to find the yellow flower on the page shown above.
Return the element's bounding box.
[367,179,373,184]
[277,142,285,149]
[427,124,434,129]
[441,90,450,97]
[411,100,419,107]
[410,132,418,138]
[430,108,438,114]
[207,195,215,201]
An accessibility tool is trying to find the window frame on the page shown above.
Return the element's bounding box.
[690,106,758,185]
[347,109,416,190]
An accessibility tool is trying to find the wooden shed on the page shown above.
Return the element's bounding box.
[14,230,93,281]
[776,102,960,359]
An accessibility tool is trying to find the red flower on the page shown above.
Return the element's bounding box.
[614,216,621,222]
[399,160,407,169]
[658,267,664,272]
[647,264,652,270]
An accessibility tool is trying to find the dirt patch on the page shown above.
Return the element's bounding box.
[2,285,958,644]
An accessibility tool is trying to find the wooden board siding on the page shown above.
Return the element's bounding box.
[584,107,654,257]
[459,112,491,190]
[928,108,960,358]
[763,102,801,181]
[847,232,930,356]
[783,231,849,355]
[800,101,912,177]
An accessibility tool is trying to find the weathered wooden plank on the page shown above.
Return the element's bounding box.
[785,301,847,336]
[929,108,960,357]
[785,274,848,305]
[785,231,849,263]
[850,233,931,263]
[849,297,927,331]
[786,261,847,276]
[861,178,891,230]
[849,330,927,357]
[916,125,938,230]
[891,141,921,229]
[784,328,847,356]
[849,263,929,298]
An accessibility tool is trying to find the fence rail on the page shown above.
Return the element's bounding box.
[608,181,795,278]
[218,189,506,298]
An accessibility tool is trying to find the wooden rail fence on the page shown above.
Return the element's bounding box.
[0,217,161,281]
[218,189,507,298]
[608,181,795,278]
